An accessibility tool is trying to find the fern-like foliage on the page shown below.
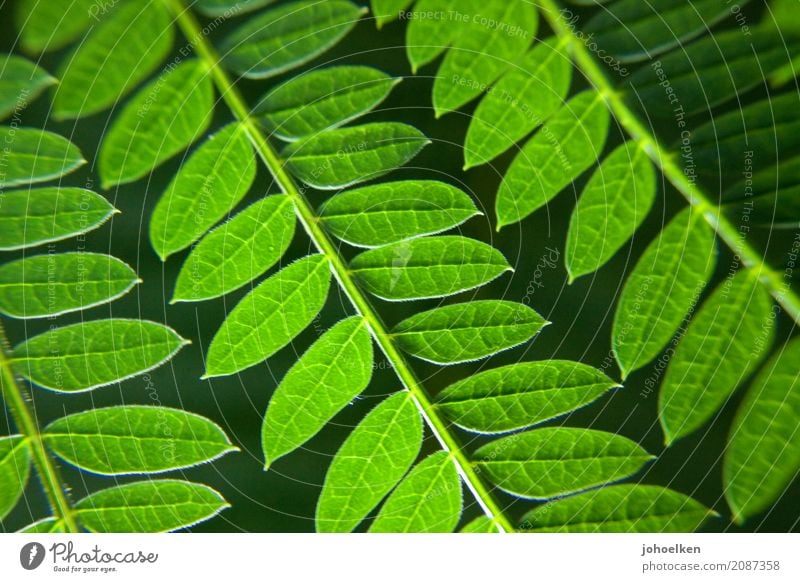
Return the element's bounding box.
[376,0,800,527]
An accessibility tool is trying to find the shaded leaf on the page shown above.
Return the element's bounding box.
[205,255,331,377]
[14,0,97,53]
[0,128,85,189]
[173,195,296,302]
[0,435,30,521]
[393,300,548,365]
[195,0,276,17]
[150,123,257,260]
[474,428,653,499]
[436,360,619,434]
[75,480,229,532]
[262,317,373,467]
[99,60,214,188]
[725,156,800,228]
[320,180,479,248]
[0,54,56,120]
[369,451,461,533]
[316,392,422,532]
[371,0,415,28]
[283,123,430,189]
[0,253,139,319]
[12,319,188,392]
[496,91,610,229]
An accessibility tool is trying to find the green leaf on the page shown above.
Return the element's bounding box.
[195,0,276,17]
[12,319,188,393]
[464,38,572,169]
[433,0,538,116]
[319,180,480,248]
[566,141,657,281]
[370,0,415,27]
[624,29,800,117]
[406,0,475,72]
[316,392,422,533]
[725,156,800,228]
[0,253,139,319]
[44,406,237,475]
[459,516,498,533]
[474,428,653,499]
[18,518,64,533]
[436,361,619,434]
[150,123,257,260]
[0,128,85,189]
[99,60,214,188]
[660,270,774,444]
[205,255,331,377]
[220,0,364,79]
[283,123,430,189]
[368,451,462,533]
[14,0,97,53]
[0,54,56,120]
[351,236,511,301]
[173,195,296,302]
[393,300,548,365]
[0,188,116,251]
[262,317,373,467]
[52,1,174,119]
[520,485,715,533]
[584,0,751,63]
[725,338,800,523]
[0,435,30,521]
[75,480,229,533]
[256,66,399,141]
[496,91,610,229]
[612,208,717,377]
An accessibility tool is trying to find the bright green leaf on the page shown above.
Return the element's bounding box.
[262,317,373,467]
[283,123,430,189]
[205,255,331,377]
[316,392,422,532]
[173,195,296,302]
[0,253,139,319]
[393,300,548,365]
[460,516,498,533]
[371,0,415,27]
[12,319,188,392]
[14,0,97,53]
[436,360,619,434]
[0,54,56,120]
[0,128,85,189]
[0,435,30,521]
[18,518,64,533]
[369,451,461,533]
[406,0,477,72]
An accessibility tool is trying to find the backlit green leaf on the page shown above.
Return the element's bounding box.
[256,66,398,141]
[370,0,415,27]
[0,188,116,251]
[205,255,331,377]
[0,435,30,521]
[459,516,498,533]
[12,319,188,392]
[18,518,64,533]
[0,54,56,120]
[53,1,174,119]
[369,451,461,533]
[262,317,373,467]
[406,0,475,72]
[319,180,479,248]
[195,0,275,17]
[317,392,422,533]
[220,0,363,79]
[0,128,85,189]
[283,123,430,189]
[436,361,619,434]
[173,195,296,302]
[660,270,774,444]
[725,338,800,523]
[393,300,548,365]
[0,253,138,319]
[150,123,257,260]
[75,480,229,532]
[14,0,97,53]
[44,406,236,475]
[351,236,511,301]
[496,91,610,229]
[520,485,715,533]
[613,208,717,377]
[474,428,653,499]
[465,38,572,169]
[99,60,214,188]
[566,141,657,281]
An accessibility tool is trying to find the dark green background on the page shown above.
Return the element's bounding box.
[1,0,798,532]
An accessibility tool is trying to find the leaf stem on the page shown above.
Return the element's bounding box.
[164,0,515,533]
[539,0,800,325]
[0,321,79,532]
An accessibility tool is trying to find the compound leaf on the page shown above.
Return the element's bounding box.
[0,128,85,189]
